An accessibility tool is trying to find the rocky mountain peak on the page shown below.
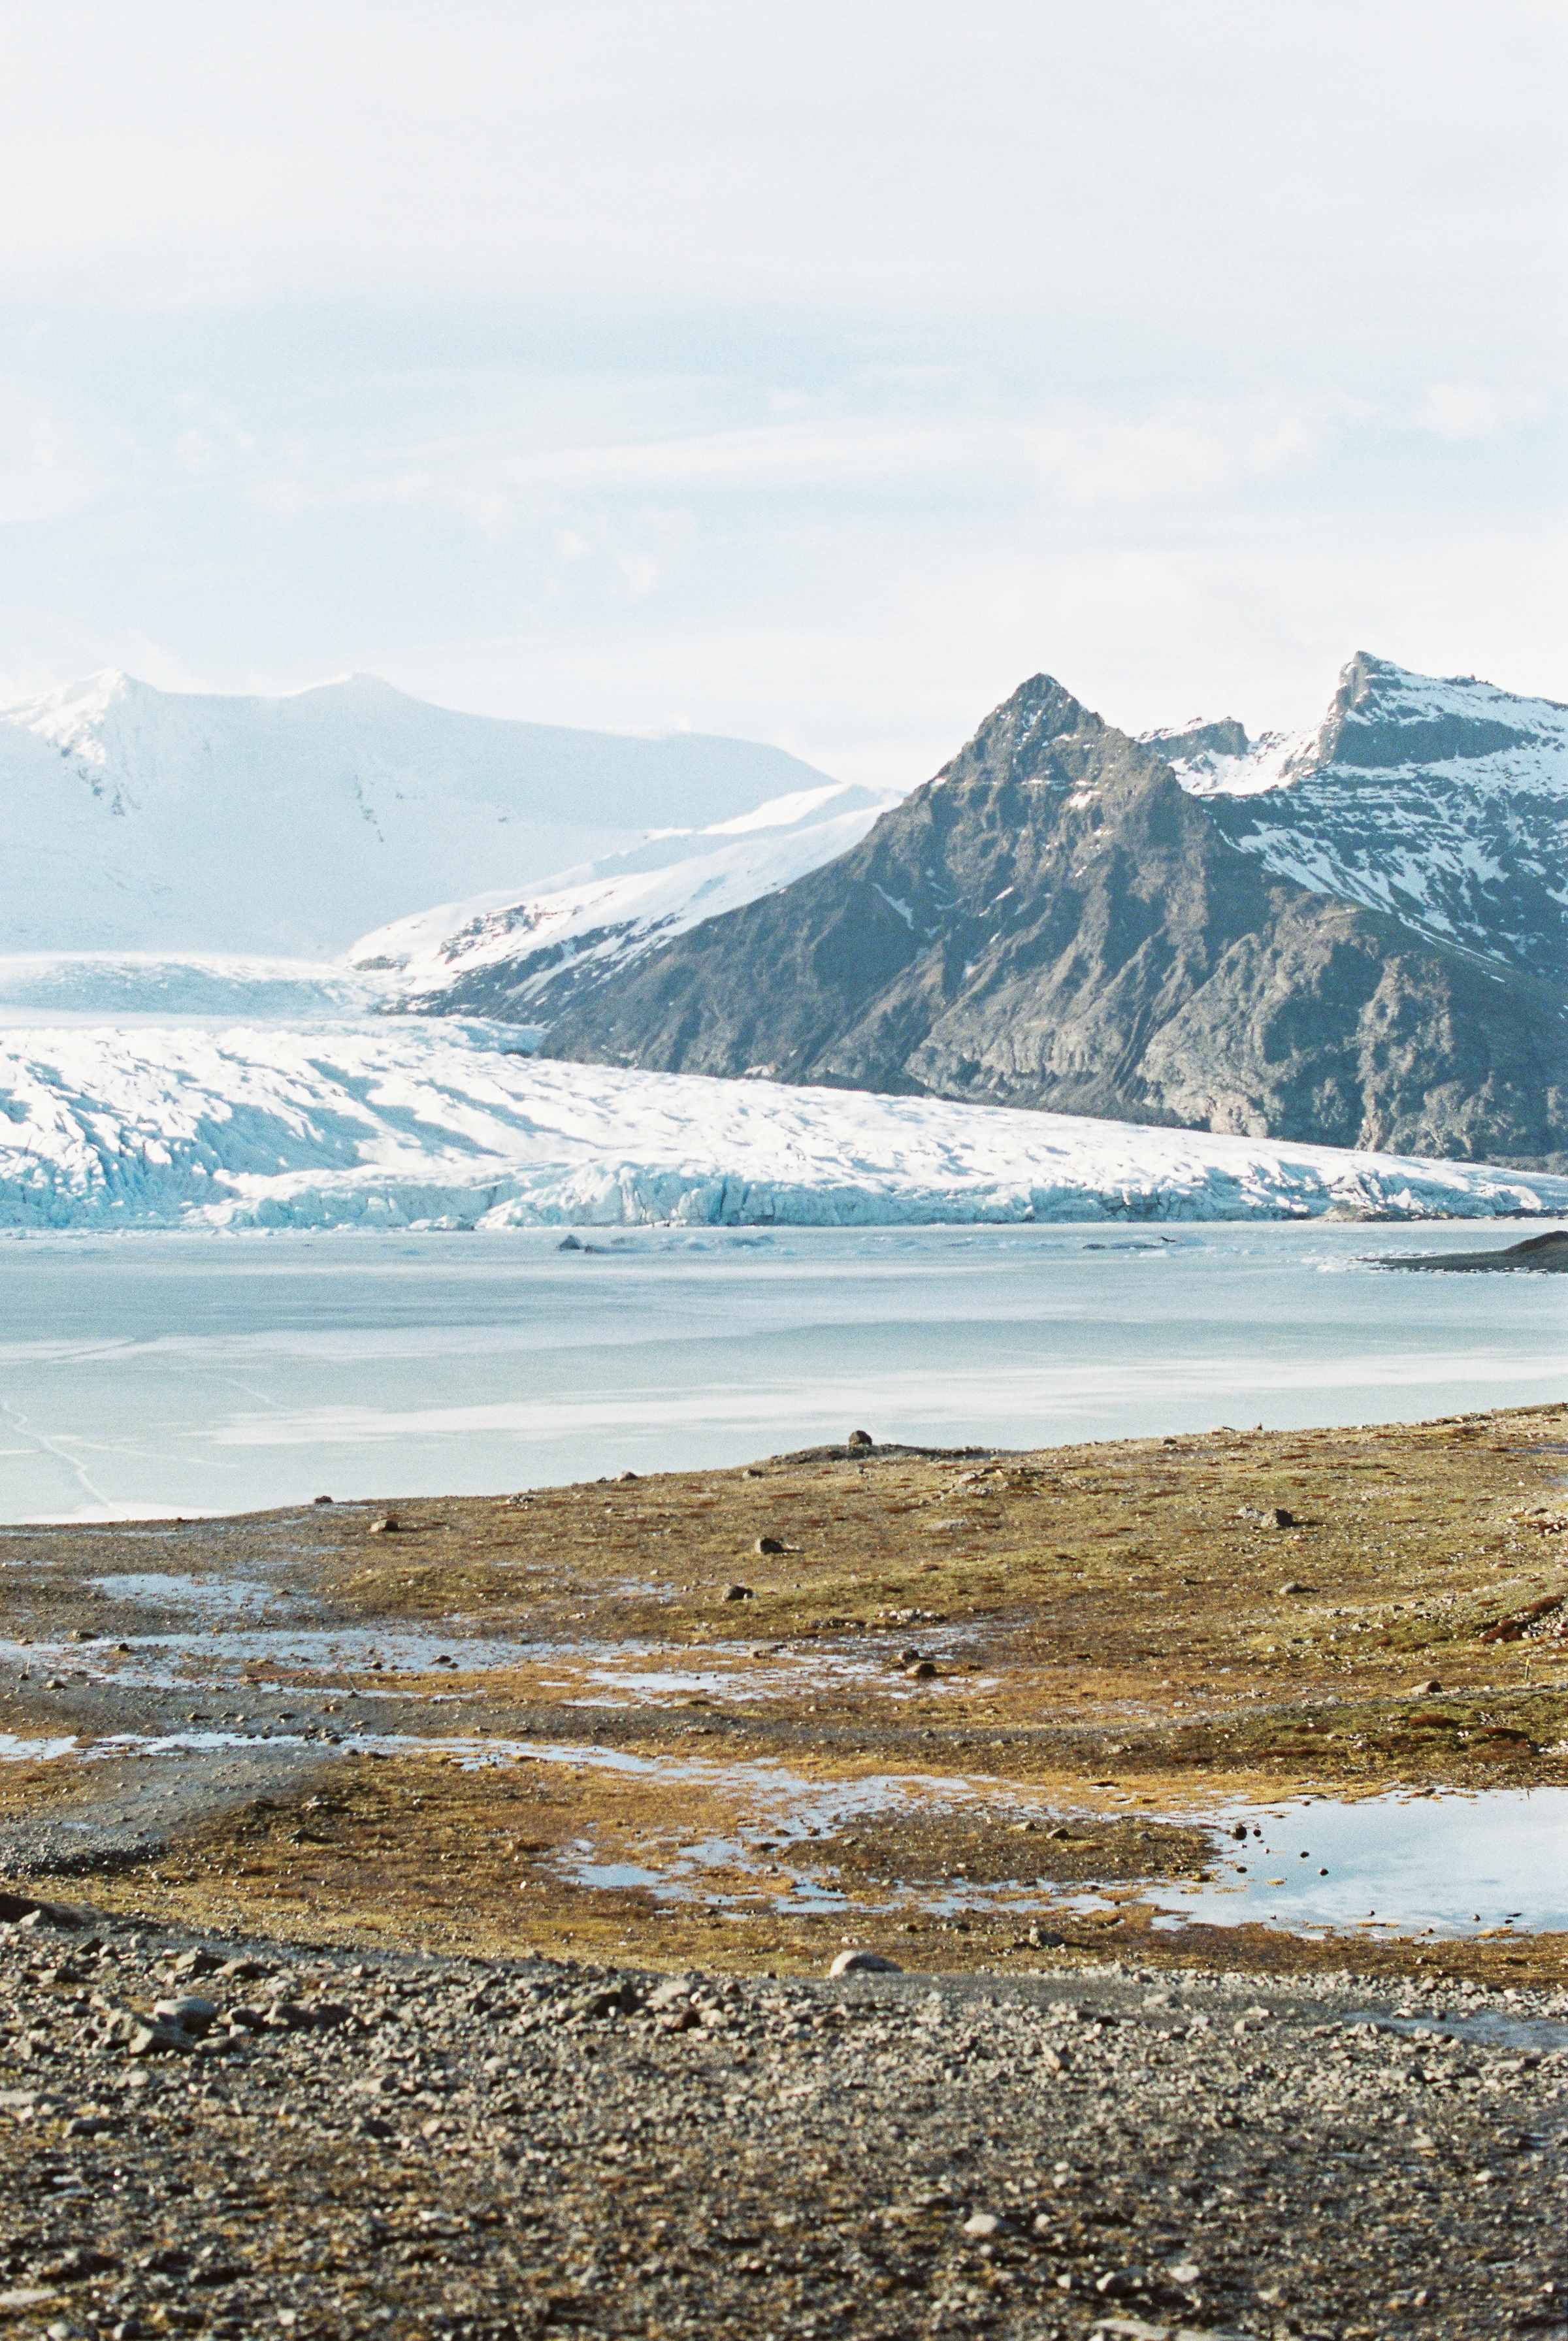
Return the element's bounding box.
[932,672,1108,791]
[541,663,1568,1170]
[1313,649,1561,771]
[1140,715,1251,766]
[1169,653,1568,974]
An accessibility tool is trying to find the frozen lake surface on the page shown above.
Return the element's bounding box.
[0,1220,1563,1521]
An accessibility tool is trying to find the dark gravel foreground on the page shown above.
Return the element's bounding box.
[1,1901,1564,2341]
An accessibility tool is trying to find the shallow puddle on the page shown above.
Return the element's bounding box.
[88,1573,299,1617]
[7,1622,992,1708]
[1156,1787,1568,1939]
[12,1718,1568,1947]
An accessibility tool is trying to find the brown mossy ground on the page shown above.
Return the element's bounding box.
[5,1403,1566,1984]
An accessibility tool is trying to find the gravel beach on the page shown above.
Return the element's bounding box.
[1,1889,1564,2340]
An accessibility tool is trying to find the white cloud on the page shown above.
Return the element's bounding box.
[0,384,105,525]
[0,2,1561,774]
[1415,382,1549,442]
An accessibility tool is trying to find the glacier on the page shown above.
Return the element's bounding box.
[1,1023,1563,1234]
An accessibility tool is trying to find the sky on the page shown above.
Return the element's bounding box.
[1,0,1564,788]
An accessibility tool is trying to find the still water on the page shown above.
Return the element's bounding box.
[0,1220,1562,1520]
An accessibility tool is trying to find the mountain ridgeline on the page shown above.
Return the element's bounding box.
[542,674,1568,1169]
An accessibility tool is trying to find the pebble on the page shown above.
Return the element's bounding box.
[754,1535,785,1555]
[722,1583,755,1602]
[0,1915,1556,2336]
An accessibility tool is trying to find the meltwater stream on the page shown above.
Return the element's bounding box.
[1,1220,1564,1520]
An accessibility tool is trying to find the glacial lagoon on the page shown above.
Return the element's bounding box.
[1,1219,1563,1522]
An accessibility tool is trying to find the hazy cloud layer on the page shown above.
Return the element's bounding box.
[1,0,1563,779]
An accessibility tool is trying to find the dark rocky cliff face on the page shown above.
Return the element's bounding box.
[543,676,1568,1169]
[1181,653,1568,978]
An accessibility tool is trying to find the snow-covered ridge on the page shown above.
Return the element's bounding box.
[1,1023,1561,1233]
[0,669,838,958]
[350,783,896,1017]
[1147,653,1568,974]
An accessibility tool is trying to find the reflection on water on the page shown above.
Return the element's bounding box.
[1151,1788,1568,1939]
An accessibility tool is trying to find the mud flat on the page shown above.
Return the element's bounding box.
[1,1404,1565,2334]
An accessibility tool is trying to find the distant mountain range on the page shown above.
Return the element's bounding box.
[529,659,1568,1170]
[0,669,840,957]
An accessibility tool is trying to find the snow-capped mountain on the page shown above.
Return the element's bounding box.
[538,672,1568,1170]
[1146,653,1568,975]
[0,669,837,958]
[1,1021,1561,1232]
[349,780,898,1019]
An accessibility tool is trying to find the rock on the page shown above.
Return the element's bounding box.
[646,1976,699,2010]
[754,1535,785,1555]
[722,1583,754,1602]
[67,1629,96,1643]
[368,1515,400,1535]
[152,1995,218,2036]
[170,1948,220,1978]
[1278,1579,1307,1596]
[905,1659,938,1679]
[1095,2267,1155,2298]
[828,1950,902,1976]
[1271,1507,1297,1528]
[1231,1822,1249,1839]
[1412,1678,1443,1695]
[128,2020,190,2057]
[846,1430,874,1449]
[313,1494,333,1505]
[616,1470,638,1482]
[1027,1927,1066,1950]
[962,2211,1001,2237]
[38,2246,119,2281]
